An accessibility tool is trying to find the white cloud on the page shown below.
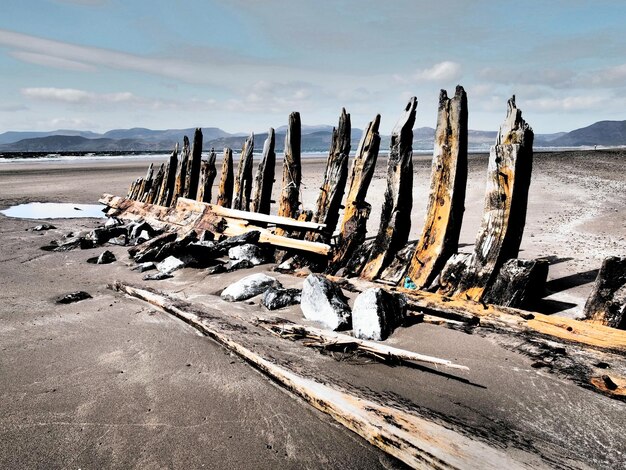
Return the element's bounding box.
[526,95,609,112]
[21,87,138,104]
[414,61,462,81]
[10,51,96,72]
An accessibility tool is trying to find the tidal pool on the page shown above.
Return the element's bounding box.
[0,202,106,219]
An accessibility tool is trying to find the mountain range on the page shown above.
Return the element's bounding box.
[0,121,624,154]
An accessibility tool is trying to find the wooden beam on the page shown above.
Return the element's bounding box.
[307,108,351,244]
[184,128,203,200]
[251,128,276,215]
[405,87,468,289]
[361,97,417,280]
[584,256,626,329]
[146,163,165,205]
[112,282,532,470]
[173,136,190,202]
[438,96,534,301]
[328,115,381,274]
[276,112,301,236]
[137,163,154,203]
[197,148,217,203]
[99,194,330,255]
[216,147,234,208]
[233,133,254,211]
[157,143,178,207]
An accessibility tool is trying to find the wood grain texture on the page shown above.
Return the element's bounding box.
[233,133,254,211]
[216,147,234,208]
[276,112,301,237]
[251,129,276,214]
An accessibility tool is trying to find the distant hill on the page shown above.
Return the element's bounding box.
[547,121,626,147]
[1,120,624,153]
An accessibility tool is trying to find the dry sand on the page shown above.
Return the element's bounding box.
[0,149,625,468]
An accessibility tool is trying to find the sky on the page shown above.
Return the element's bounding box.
[0,0,624,135]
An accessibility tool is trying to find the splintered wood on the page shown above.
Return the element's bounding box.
[107,91,625,335]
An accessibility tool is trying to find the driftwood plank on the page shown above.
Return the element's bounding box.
[251,128,276,214]
[584,256,626,329]
[100,194,330,255]
[276,112,301,237]
[197,149,217,203]
[307,108,351,244]
[328,115,381,274]
[405,87,468,289]
[112,282,531,470]
[438,96,534,302]
[361,98,417,280]
[173,136,190,202]
[233,133,254,211]
[184,128,203,200]
[156,144,178,206]
[216,148,234,208]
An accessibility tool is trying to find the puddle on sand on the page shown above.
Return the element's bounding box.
[0,202,106,219]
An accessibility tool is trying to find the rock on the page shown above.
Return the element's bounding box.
[130,231,177,261]
[56,291,92,304]
[29,224,56,231]
[156,256,186,274]
[132,261,156,273]
[261,287,302,310]
[300,274,351,331]
[129,221,157,240]
[221,273,281,302]
[104,217,123,227]
[352,288,407,341]
[97,250,116,264]
[206,263,227,275]
[144,272,173,281]
[88,226,127,245]
[228,244,270,265]
[226,259,254,271]
[107,235,128,246]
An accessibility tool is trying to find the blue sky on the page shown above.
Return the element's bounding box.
[0,0,624,134]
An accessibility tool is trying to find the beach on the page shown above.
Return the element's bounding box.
[1,149,625,468]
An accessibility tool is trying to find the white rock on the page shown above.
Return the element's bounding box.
[300,274,351,331]
[228,244,269,265]
[352,288,407,341]
[221,273,281,302]
[156,256,186,274]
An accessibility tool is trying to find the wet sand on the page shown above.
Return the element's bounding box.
[0,150,625,468]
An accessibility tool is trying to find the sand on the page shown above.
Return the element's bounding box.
[0,149,625,468]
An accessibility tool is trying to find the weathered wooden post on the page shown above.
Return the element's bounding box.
[156,143,178,207]
[146,163,165,204]
[197,149,217,203]
[251,129,276,214]
[404,86,468,289]
[184,128,203,200]
[438,96,534,301]
[361,97,417,281]
[307,108,351,244]
[137,163,154,203]
[233,133,254,211]
[173,136,190,202]
[328,114,381,274]
[127,178,141,200]
[584,257,626,330]
[275,112,302,236]
[216,147,234,208]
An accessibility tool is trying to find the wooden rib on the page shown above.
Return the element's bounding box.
[173,136,190,202]
[276,112,301,237]
[216,147,234,208]
[307,108,351,244]
[137,163,154,203]
[584,256,626,329]
[183,128,203,200]
[99,194,329,255]
[146,163,165,205]
[405,87,468,289]
[361,98,417,280]
[197,149,217,203]
[157,143,178,207]
[251,128,276,214]
[113,282,531,470]
[328,115,381,273]
[233,133,255,211]
[438,96,534,301]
